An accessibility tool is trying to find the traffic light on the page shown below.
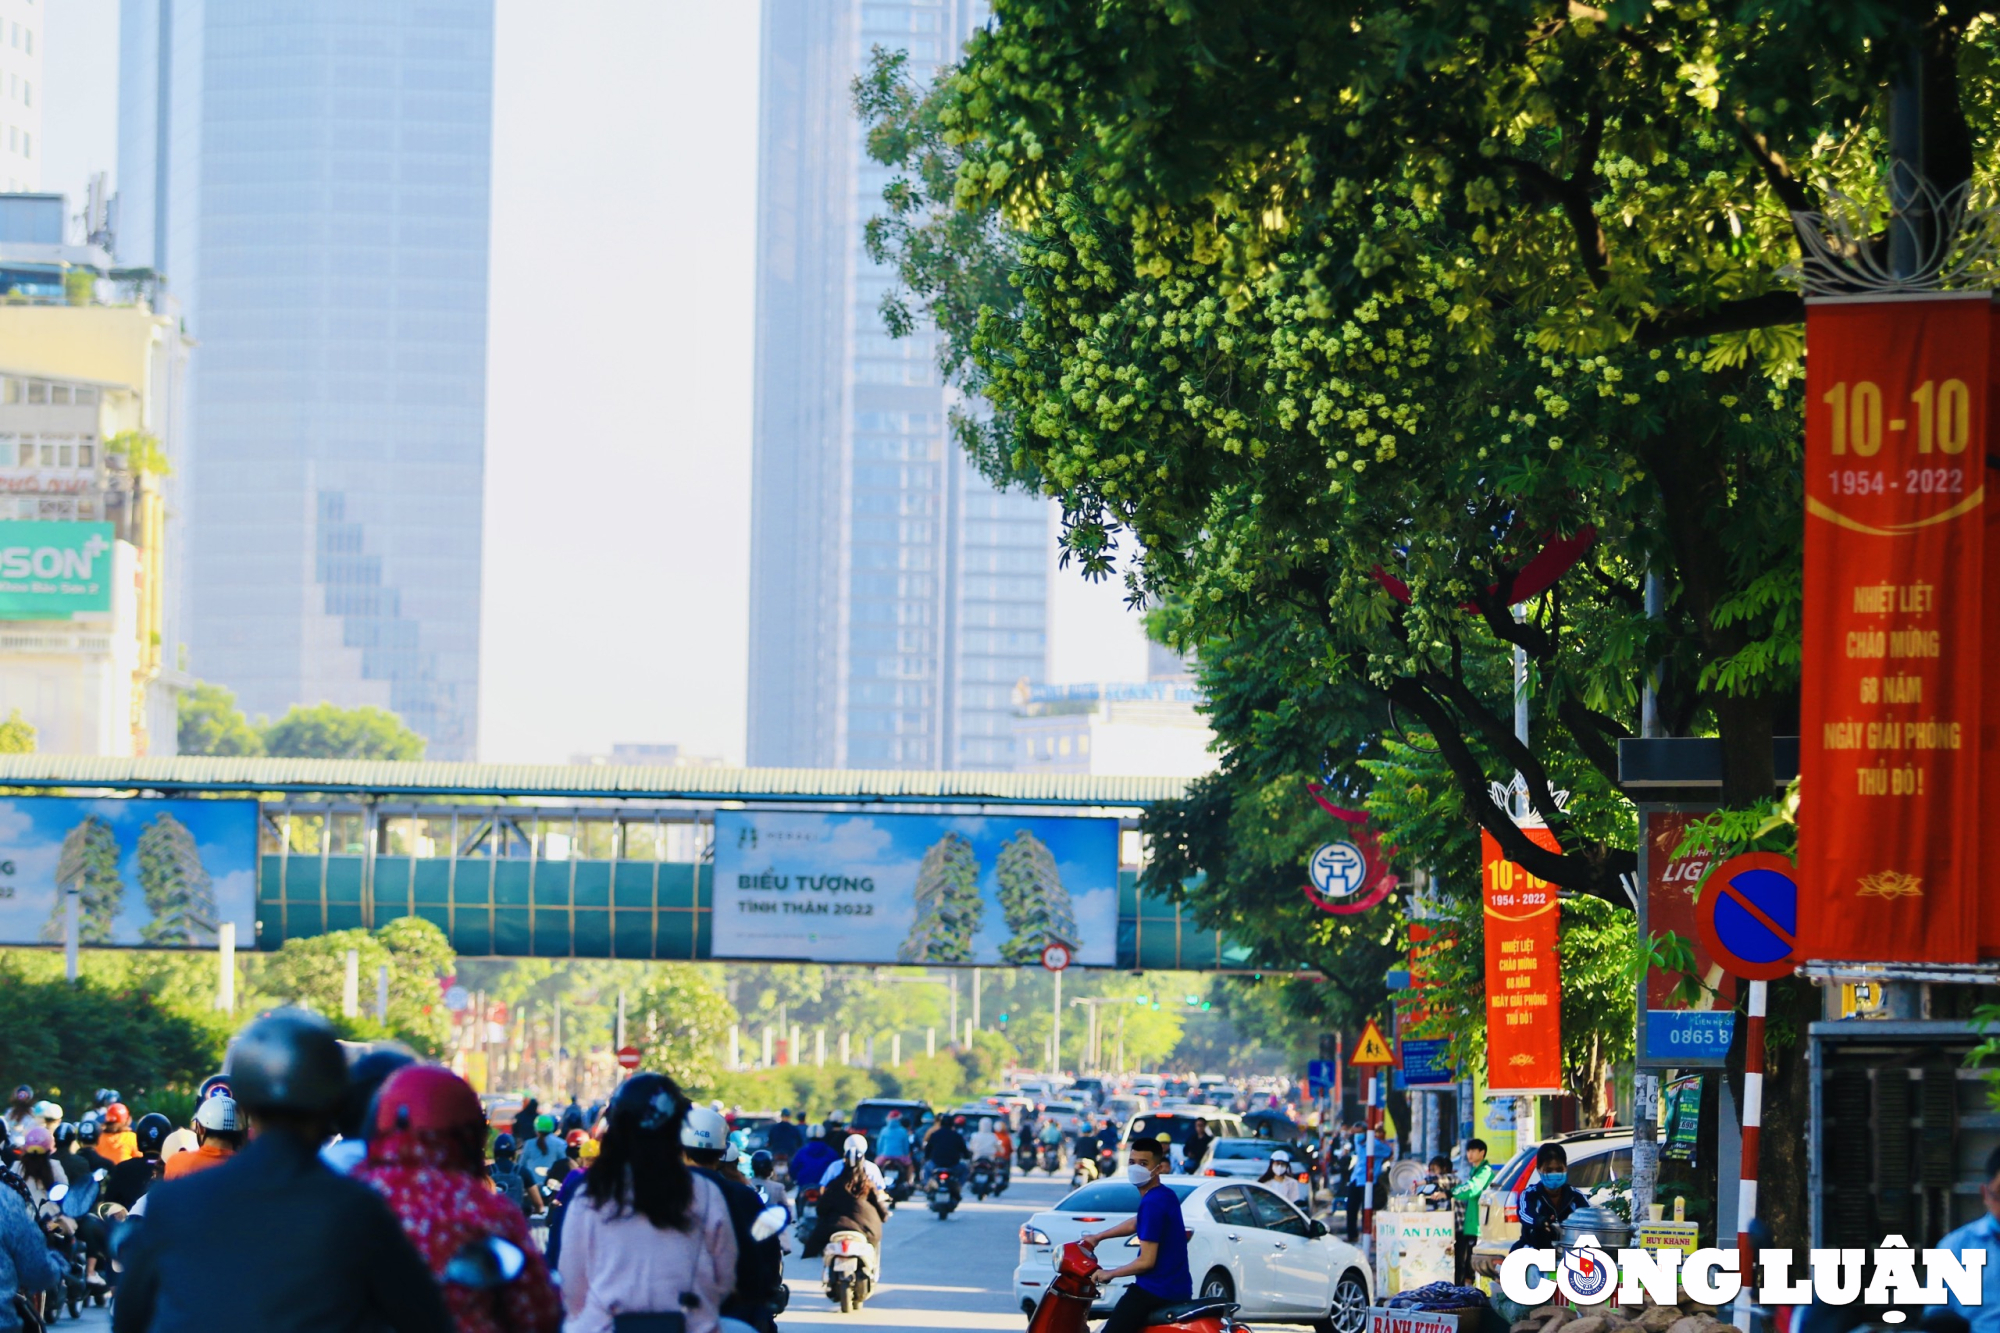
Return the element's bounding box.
[1183,994,1199,1005]
[998,1012,1010,1028]
[1134,994,1150,1005]
[1319,1032,1339,1062]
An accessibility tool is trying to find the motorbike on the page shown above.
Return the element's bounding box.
[793,1185,820,1247]
[880,1156,914,1204]
[1027,1242,1238,1333]
[1096,1144,1117,1180]
[821,1229,878,1314]
[926,1165,960,1219]
[1070,1154,1098,1188]
[995,1154,1012,1195]
[1039,1141,1062,1174]
[969,1157,996,1201]
[1017,1135,1037,1172]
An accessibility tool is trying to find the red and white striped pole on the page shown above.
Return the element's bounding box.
[1731,979,1767,1332]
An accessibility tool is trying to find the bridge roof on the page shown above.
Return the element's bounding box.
[0,755,1192,807]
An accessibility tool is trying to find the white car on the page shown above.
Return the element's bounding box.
[1041,1100,1091,1136]
[1013,1176,1371,1331]
[1200,1137,1284,1180]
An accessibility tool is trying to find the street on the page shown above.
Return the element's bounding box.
[53,1172,1326,1332]
[778,1174,1063,1332]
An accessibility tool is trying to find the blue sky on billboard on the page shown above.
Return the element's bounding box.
[713,811,1120,966]
[0,797,259,948]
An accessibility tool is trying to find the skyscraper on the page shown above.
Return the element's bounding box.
[748,0,1048,771]
[116,1,492,757]
[0,0,41,194]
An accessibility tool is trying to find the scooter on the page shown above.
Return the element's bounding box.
[821,1229,878,1313]
[1039,1142,1062,1174]
[1070,1155,1098,1188]
[1027,1242,1238,1333]
[793,1186,820,1247]
[969,1158,996,1200]
[926,1166,960,1219]
[1096,1144,1117,1180]
[880,1157,914,1203]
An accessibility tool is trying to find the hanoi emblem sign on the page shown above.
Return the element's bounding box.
[1308,841,1369,899]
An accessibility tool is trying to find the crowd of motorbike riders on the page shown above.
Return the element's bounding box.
[0,1015,1366,1333]
[0,1011,1142,1333]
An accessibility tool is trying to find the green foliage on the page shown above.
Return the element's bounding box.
[0,709,34,754]
[176,682,264,757]
[901,834,983,963]
[260,703,425,761]
[630,966,739,1090]
[106,431,170,477]
[257,918,456,1055]
[0,954,231,1110]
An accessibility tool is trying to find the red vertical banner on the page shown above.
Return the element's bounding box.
[1481,827,1562,1094]
[1799,295,1990,964]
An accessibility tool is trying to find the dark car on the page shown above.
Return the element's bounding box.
[851,1098,933,1153]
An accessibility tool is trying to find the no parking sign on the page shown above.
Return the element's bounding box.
[1696,852,1799,982]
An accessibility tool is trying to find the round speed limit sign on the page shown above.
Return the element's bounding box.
[1040,942,1071,973]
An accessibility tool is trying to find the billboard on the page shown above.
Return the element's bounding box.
[0,797,258,948]
[0,522,116,619]
[1636,807,1735,1066]
[710,811,1120,966]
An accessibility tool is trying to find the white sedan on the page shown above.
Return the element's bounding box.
[1012,1176,1371,1332]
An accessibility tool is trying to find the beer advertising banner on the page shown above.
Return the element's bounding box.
[1800,295,1989,963]
[1481,826,1562,1094]
[1636,808,1735,1067]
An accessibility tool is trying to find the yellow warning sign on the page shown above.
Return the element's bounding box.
[1351,1019,1395,1066]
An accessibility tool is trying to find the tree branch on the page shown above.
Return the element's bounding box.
[1636,291,1803,346]
[1730,112,1817,217]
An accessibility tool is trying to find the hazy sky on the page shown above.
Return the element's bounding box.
[43,0,1147,766]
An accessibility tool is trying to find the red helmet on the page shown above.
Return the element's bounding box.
[565,1129,586,1147]
[372,1066,483,1135]
[103,1102,130,1129]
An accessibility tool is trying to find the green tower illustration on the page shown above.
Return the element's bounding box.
[899,831,983,963]
[139,812,220,947]
[996,830,1078,964]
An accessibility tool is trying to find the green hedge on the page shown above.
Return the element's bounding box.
[701,1037,1011,1118]
[0,957,231,1117]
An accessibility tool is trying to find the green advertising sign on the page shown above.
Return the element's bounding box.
[0,521,116,619]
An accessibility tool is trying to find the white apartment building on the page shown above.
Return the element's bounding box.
[0,0,38,192]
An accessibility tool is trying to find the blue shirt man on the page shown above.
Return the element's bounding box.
[877,1114,913,1160]
[1928,1147,2000,1333]
[1079,1135,1191,1333]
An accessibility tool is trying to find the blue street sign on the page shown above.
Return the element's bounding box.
[1398,1037,1455,1087]
[1306,1058,1339,1097]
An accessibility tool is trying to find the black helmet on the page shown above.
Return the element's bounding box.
[134,1112,173,1156]
[750,1149,774,1178]
[609,1073,689,1139]
[54,1122,76,1150]
[492,1132,517,1158]
[225,1009,347,1115]
[338,1046,418,1141]
[76,1115,100,1146]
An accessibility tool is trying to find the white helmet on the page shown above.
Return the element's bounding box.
[194,1096,242,1133]
[681,1105,730,1152]
[980,1117,994,1132]
[1271,1148,1292,1165]
[722,1141,741,1165]
[842,1132,868,1160]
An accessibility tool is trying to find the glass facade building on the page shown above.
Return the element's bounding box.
[749,0,1047,770]
[116,0,492,757]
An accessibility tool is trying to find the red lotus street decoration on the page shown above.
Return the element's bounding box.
[1301,783,1398,915]
[1372,526,1597,609]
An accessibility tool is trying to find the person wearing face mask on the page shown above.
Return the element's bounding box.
[1077,1135,1191,1333]
[1512,1143,1590,1251]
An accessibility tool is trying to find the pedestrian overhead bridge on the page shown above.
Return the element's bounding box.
[0,756,1256,971]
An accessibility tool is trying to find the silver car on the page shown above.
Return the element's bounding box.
[1200,1136,1283,1179]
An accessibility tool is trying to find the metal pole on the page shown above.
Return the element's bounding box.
[63,879,79,982]
[971,967,980,1030]
[376,963,389,1021]
[1052,968,1063,1077]
[950,973,958,1039]
[616,989,627,1050]
[1888,38,1925,281]
[1641,573,1664,738]
[1732,981,1768,1333]
[342,948,360,1017]
[217,921,236,1011]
